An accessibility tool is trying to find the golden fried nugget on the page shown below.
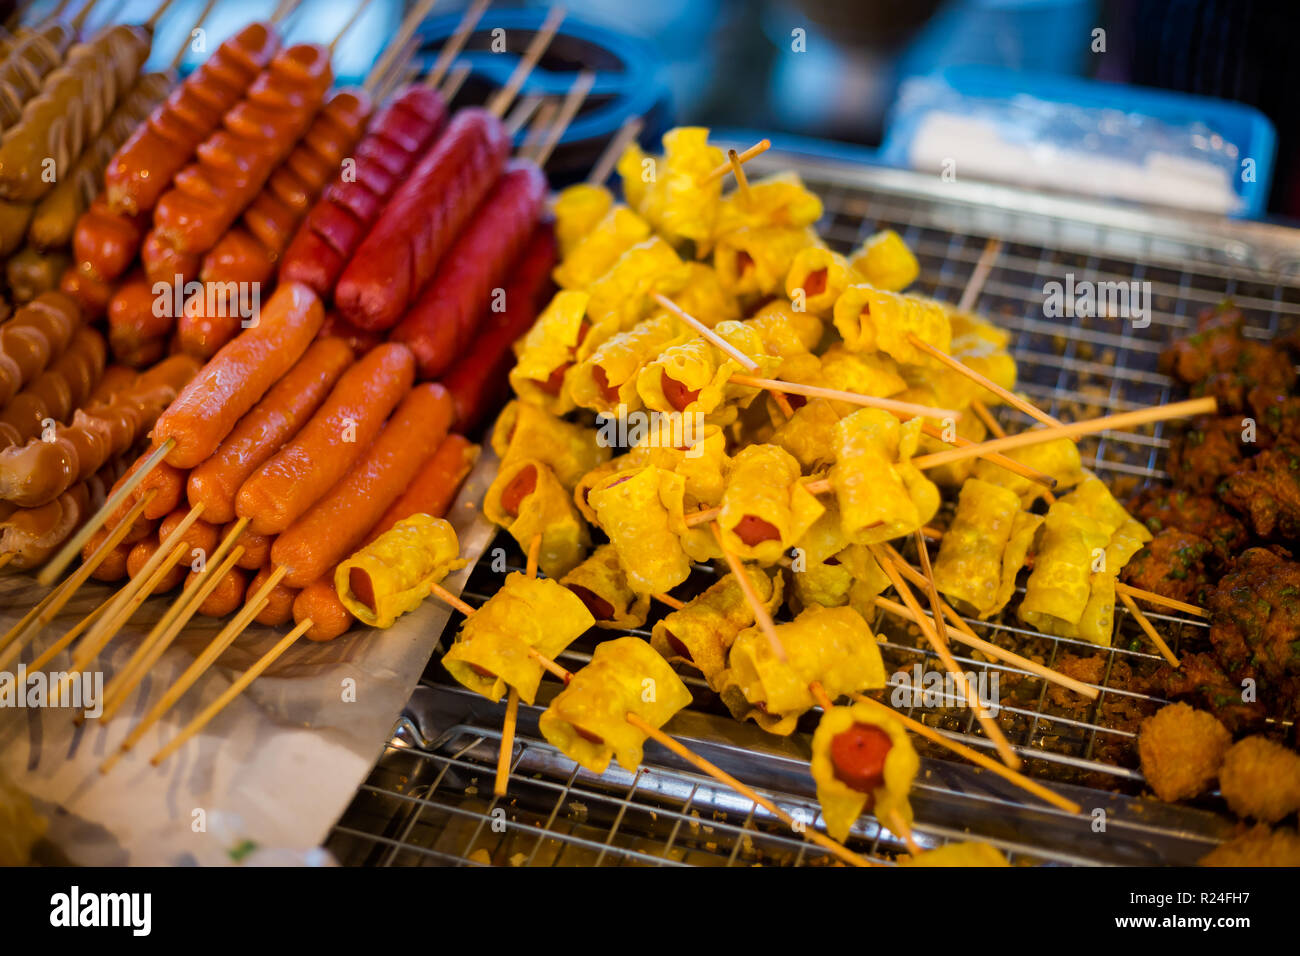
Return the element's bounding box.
[1219,736,1300,823]
[1201,824,1300,867]
[1138,702,1231,802]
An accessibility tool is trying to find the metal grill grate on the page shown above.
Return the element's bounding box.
[326,154,1300,867]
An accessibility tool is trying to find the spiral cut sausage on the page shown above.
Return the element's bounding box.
[181,89,373,358]
[0,22,76,131]
[393,160,547,378]
[336,107,511,332]
[29,70,172,250]
[0,325,107,445]
[104,22,280,217]
[0,469,105,570]
[0,354,199,507]
[143,43,333,282]
[0,290,82,405]
[0,25,153,202]
[279,85,448,298]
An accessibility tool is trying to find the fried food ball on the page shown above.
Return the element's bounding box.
[1138,702,1231,802]
[1218,736,1300,823]
[1201,824,1300,867]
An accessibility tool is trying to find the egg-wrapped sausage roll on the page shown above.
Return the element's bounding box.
[971,437,1084,506]
[715,225,819,298]
[539,636,693,774]
[629,127,725,247]
[831,409,940,545]
[559,544,651,630]
[335,514,465,628]
[588,465,693,594]
[717,444,825,564]
[585,237,690,336]
[553,204,652,290]
[785,247,853,316]
[898,384,988,489]
[931,478,1022,618]
[832,285,951,364]
[651,566,783,690]
[636,319,778,421]
[569,312,686,413]
[743,298,824,358]
[491,400,611,491]
[573,448,651,524]
[484,458,590,579]
[552,183,612,257]
[1018,500,1108,634]
[509,290,591,414]
[712,171,824,238]
[848,229,919,292]
[992,511,1043,617]
[720,605,887,734]
[442,572,595,704]
[673,262,741,326]
[811,702,919,843]
[770,397,841,472]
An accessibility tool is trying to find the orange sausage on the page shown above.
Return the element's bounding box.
[187,337,354,524]
[157,508,219,567]
[293,577,354,642]
[104,448,186,530]
[370,433,477,537]
[193,564,248,617]
[126,536,188,594]
[235,342,414,535]
[223,523,272,569]
[272,383,452,588]
[152,281,324,468]
[249,563,298,626]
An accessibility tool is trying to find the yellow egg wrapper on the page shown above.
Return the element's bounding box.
[559,543,651,630]
[588,465,693,595]
[811,701,919,843]
[335,514,465,628]
[483,458,590,579]
[491,400,611,492]
[718,444,825,563]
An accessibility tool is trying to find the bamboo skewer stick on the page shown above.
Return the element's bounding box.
[909,333,1061,429]
[518,99,557,159]
[652,292,759,371]
[699,138,770,186]
[148,618,312,765]
[731,374,964,421]
[727,148,751,203]
[438,61,472,102]
[532,69,594,168]
[504,92,544,137]
[367,0,438,83]
[486,5,565,119]
[38,438,175,586]
[851,694,1080,814]
[99,545,248,721]
[496,533,544,794]
[100,566,288,772]
[912,398,1217,470]
[1118,589,1180,668]
[711,522,786,662]
[916,420,1054,487]
[1115,581,1208,619]
[328,0,378,53]
[653,592,685,610]
[587,115,642,186]
[869,544,1021,770]
[427,0,490,89]
[956,237,1002,313]
[25,593,111,673]
[166,0,219,71]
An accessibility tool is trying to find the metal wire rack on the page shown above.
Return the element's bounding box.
[326,152,1300,867]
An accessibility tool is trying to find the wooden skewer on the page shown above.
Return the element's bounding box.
[956,237,1002,314]
[652,293,759,371]
[917,420,1054,488]
[71,0,103,29]
[711,522,786,662]
[38,438,175,586]
[427,0,491,89]
[727,148,751,203]
[271,0,306,26]
[61,501,206,680]
[328,0,378,53]
[852,693,1081,814]
[731,374,963,421]
[486,5,565,119]
[438,61,472,102]
[25,592,112,673]
[909,333,1061,429]
[145,517,249,653]
[518,99,558,159]
[524,531,542,579]
[504,92,544,137]
[869,544,1021,770]
[148,618,313,766]
[368,0,439,89]
[1115,581,1208,619]
[167,0,219,72]
[0,491,155,667]
[100,566,288,771]
[427,582,869,866]
[872,595,1098,700]
[699,138,770,186]
[99,545,248,721]
[653,592,685,610]
[1118,589,1180,668]
[498,532,544,794]
[587,114,642,186]
[912,398,1217,470]
[533,69,595,168]
[143,0,181,32]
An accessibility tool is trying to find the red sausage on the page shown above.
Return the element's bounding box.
[392,160,547,378]
[441,221,556,430]
[334,108,510,331]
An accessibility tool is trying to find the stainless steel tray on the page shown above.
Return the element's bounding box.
[326,155,1300,867]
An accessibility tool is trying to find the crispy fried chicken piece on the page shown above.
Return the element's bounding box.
[1161,304,1296,412]
[1137,702,1232,802]
[1208,548,1300,682]
[1166,415,1248,495]
[1200,824,1300,866]
[1156,652,1268,734]
[1122,529,1215,605]
[1218,736,1300,823]
[1246,385,1300,449]
[1127,486,1249,561]
[1218,440,1300,540]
